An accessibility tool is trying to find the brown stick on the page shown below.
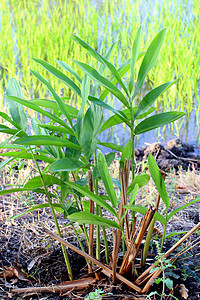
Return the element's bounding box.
[43,227,142,293]
[88,170,94,273]
[112,229,118,283]
[12,277,95,294]
[135,222,200,287]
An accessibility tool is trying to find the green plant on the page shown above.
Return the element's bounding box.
[84,289,112,300]
[0,28,199,297]
[146,240,178,300]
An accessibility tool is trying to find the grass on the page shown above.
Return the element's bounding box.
[0,0,199,116]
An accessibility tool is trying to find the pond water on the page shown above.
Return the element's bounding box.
[1,0,199,152]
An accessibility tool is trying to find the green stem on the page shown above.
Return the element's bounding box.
[142,219,155,267]
[29,147,73,280]
[100,210,109,264]
[94,150,101,260]
[161,215,168,252]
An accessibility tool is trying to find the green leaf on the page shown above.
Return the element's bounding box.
[76,74,90,139]
[88,95,130,126]
[0,151,54,164]
[126,205,167,225]
[0,157,17,170]
[30,99,78,118]
[72,60,129,108]
[148,153,169,209]
[38,124,73,135]
[68,211,120,229]
[120,140,132,169]
[14,135,81,149]
[165,231,187,239]
[24,175,62,189]
[135,112,185,135]
[100,108,136,133]
[80,103,103,159]
[164,278,173,290]
[50,157,85,172]
[0,187,55,198]
[30,69,73,127]
[57,60,82,84]
[134,78,180,118]
[97,141,123,152]
[93,152,115,179]
[133,28,168,98]
[0,125,26,137]
[0,112,21,129]
[9,203,63,220]
[8,96,74,132]
[168,196,200,220]
[127,174,150,195]
[6,78,28,132]
[100,52,145,101]
[135,107,155,119]
[72,35,129,97]
[66,182,117,217]
[97,151,117,208]
[32,58,81,96]
[92,41,118,96]
[129,26,142,94]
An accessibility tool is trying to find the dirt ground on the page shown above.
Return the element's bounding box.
[0,156,200,299]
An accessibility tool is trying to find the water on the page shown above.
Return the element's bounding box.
[1,0,200,151]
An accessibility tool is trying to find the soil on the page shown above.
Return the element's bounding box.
[0,139,200,300]
[134,139,200,172]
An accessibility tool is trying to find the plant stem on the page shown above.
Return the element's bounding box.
[94,150,100,260]
[161,215,167,252]
[29,147,73,280]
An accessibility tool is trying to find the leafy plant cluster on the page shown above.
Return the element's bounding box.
[0,27,199,295]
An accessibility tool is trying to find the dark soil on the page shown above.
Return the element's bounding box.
[135,139,200,172]
[0,139,200,299]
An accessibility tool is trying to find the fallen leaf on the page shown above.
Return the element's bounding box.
[0,266,30,282]
[179,284,189,299]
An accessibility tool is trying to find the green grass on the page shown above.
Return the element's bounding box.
[0,0,199,114]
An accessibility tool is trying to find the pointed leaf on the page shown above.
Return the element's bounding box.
[126,205,167,225]
[80,103,103,159]
[76,74,90,139]
[133,28,168,98]
[88,95,130,126]
[72,60,129,108]
[57,60,82,84]
[129,26,142,93]
[32,58,81,96]
[127,174,150,195]
[0,125,26,136]
[148,153,169,209]
[66,182,117,217]
[100,51,145,101]
[8,96,74,133]
[72,35,129,97]
[97,151,117,208]
[97,141,123,152]
[0,151,54,163]
[24,175,62,189]
[0,112,21,129]
[135,112,185,135]
[68,211,120,229]
[9,203,63,220]
[134,78,180,118]
[6,78,28,132]
[30,69,73,127]
[14,135,81,149]
[50,157,85,172]
[30,99,78,118]
[168,196,200,220]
